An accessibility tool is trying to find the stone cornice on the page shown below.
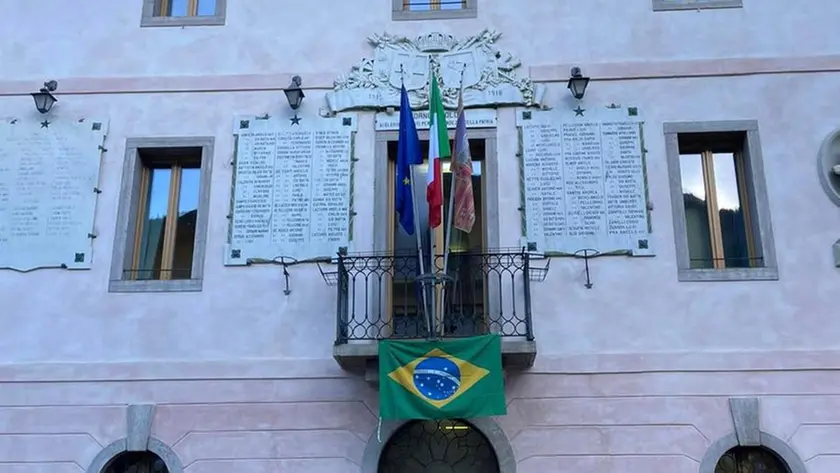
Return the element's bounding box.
[1,54,838,97]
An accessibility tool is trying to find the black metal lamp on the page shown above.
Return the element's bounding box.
[31,80,58,114]
[283,76,305,110]
[567,67,590,100]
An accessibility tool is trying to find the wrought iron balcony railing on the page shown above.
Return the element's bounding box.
[334,249,536,344]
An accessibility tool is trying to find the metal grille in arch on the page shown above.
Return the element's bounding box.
[715,447,790,473]
[378,419,500,473]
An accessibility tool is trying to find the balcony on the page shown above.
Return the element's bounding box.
[332,249,538,378]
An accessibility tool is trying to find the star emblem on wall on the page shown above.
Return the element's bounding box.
[403,177,410,185]
[573,106,585,117]
[40,120,51,128]
[290,115,301,125]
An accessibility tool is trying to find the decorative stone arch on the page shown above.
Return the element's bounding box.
[817,127,840,206]
[360,418,516,473]
[699,398,807,473]
[86,438,184,473]
[86,404,183,473]
[699,432,807,473]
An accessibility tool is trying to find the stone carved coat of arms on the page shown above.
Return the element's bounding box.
[325,29,546,113]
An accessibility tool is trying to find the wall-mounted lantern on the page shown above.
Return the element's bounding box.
[283,76,305,110]
[31,80,58,114]
[567,67,590,100]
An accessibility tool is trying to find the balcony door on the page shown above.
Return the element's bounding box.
[386,138,487,338]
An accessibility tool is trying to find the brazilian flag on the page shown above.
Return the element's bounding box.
[378,334,507,420]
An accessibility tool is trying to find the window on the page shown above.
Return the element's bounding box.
[392,0,477,20]
[141,0,226,27]
[653,0,742,11]
[110,137,213,293]
[664,121,777,281]
[387,139,486,337]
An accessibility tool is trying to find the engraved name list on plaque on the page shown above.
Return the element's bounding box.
[225,114,356,265]
[516,106,653,256]
[0,117,108,271]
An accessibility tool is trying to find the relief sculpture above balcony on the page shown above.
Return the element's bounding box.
[324,29,547,114]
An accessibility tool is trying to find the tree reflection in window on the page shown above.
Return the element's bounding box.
[714,447,790,473]
[103,452,169,473]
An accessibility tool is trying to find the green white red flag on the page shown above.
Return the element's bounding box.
[426,73,450,228]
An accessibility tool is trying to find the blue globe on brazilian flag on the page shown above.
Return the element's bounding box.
[378,334,507,420]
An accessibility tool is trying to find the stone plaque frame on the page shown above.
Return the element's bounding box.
[515,105,654,258]
[225,113,358,266]
[0,116,108,272]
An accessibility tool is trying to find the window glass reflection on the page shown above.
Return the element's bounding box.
[197,0,215,15]
[166,0,189,16]
[138,168,172,280]
[680,154,713,269]
[172,167,200,279]
[713,153,751,268]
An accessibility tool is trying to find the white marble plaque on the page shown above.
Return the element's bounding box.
[226,114,357,265]
[516,106,653,256]
[0,117,107,271]
[375,108,497,131]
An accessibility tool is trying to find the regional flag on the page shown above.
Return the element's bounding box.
[451,88,476,233]
[378,334,506,420]
[426,73,451,229]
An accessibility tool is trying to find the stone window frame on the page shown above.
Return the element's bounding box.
[391,0,478,21]
[109,137,214,293]
[373,127,500,257]
[663,120,778,282]
[372,128,502,322]
[140,0,227,27]
[652,0,742,11]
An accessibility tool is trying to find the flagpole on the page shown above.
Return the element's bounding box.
[428,57,439,339]
[400,64,433,337]
[439,65,466,335]
[410,166,433,337]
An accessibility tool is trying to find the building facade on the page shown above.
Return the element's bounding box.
[1,1,840,472]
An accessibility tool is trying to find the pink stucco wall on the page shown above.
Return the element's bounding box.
[1,1,840,472]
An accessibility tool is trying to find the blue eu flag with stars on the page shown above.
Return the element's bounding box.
[396,85,422,235]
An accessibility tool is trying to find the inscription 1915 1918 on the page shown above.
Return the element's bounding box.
[516,107,653,256]
[225,114,356,265]
[0,118,108,271]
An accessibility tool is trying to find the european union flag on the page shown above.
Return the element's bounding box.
[378,334,507,420]
[396,85,422,235]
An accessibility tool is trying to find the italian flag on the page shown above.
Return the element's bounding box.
[426,73,451,228]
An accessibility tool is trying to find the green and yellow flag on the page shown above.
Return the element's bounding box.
[378,334,506,420]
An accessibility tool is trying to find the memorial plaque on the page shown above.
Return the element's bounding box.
[0,117,108,271]
[225,114,357,265]
[516,106,653,256]
[375,108,497,131]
